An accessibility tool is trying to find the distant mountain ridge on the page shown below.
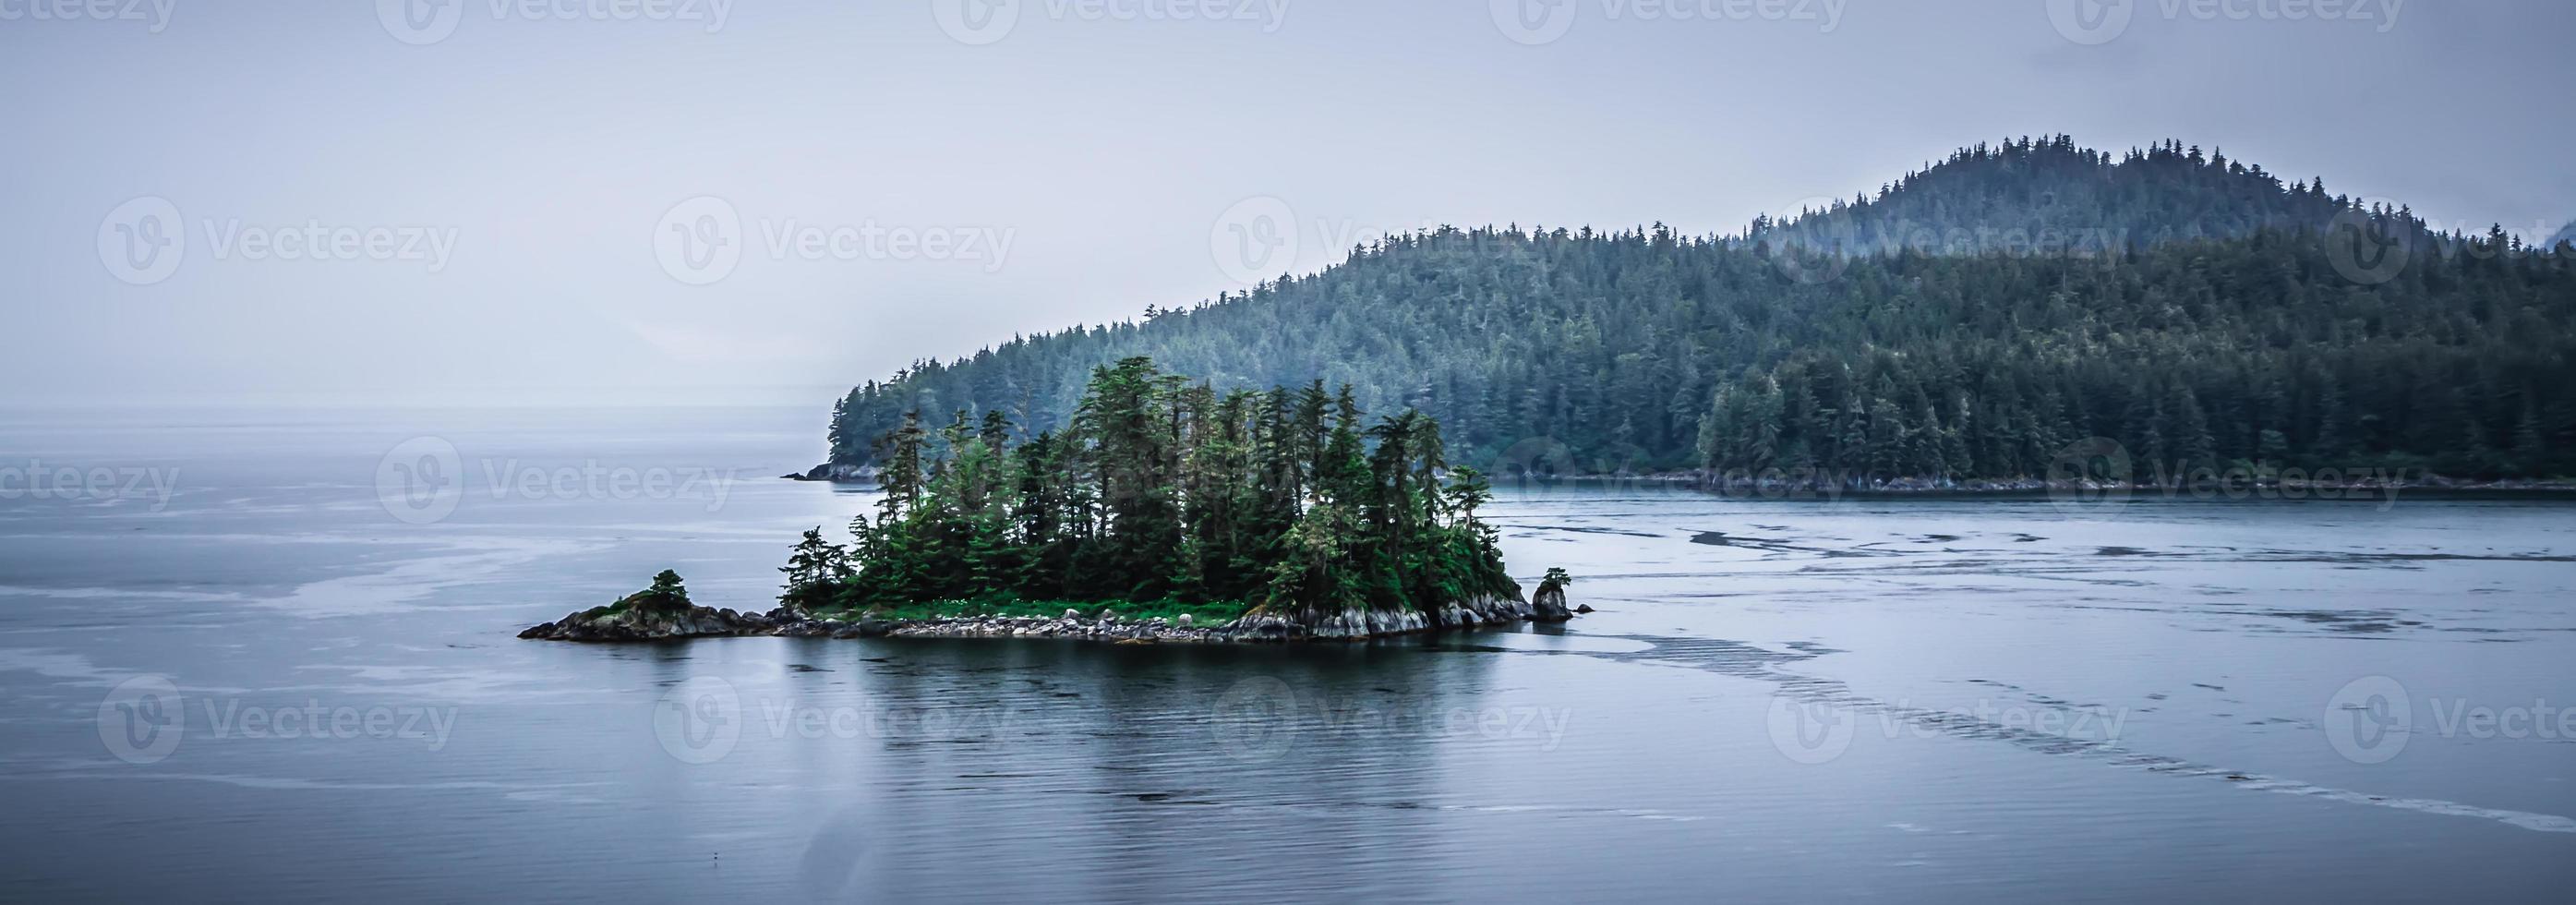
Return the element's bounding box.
[1752,136,2357,257]
[823,136,2576,481]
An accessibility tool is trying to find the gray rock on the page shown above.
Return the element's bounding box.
[1532,585,1575,622]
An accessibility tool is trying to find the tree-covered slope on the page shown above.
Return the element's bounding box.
[825,137,2576,480]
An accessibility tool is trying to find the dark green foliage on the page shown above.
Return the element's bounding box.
[825,137,2576,481]
[778,528,853,611]
[613,570,691,615]
[1538,567,1572,596]
[783,358,1520,618]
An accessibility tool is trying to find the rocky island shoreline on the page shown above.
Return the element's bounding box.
[518,587,1584,645]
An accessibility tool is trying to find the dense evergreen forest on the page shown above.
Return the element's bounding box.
[825,137,2576,482]
[785,357,1520,617]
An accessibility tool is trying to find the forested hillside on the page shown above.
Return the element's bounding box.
[825,137,2576,481]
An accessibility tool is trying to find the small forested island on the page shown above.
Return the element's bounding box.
[521,357,1578,643]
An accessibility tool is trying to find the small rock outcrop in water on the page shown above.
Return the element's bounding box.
[784,463,878,483]
[517,571,776,642]
[1529,567,1579,622]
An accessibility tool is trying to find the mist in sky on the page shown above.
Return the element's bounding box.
[4,0,2570,405]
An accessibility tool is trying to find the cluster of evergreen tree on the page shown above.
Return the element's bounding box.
[786,357,1519,619]
[823,137,2576,481]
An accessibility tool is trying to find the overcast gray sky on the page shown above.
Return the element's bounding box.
[5,0,2571,405]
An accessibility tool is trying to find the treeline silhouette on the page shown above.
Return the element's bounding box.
[789,358,1516,614]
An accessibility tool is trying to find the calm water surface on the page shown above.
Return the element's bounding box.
[3,405,2572,902]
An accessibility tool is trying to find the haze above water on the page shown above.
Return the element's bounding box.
[2,405,2572,902]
